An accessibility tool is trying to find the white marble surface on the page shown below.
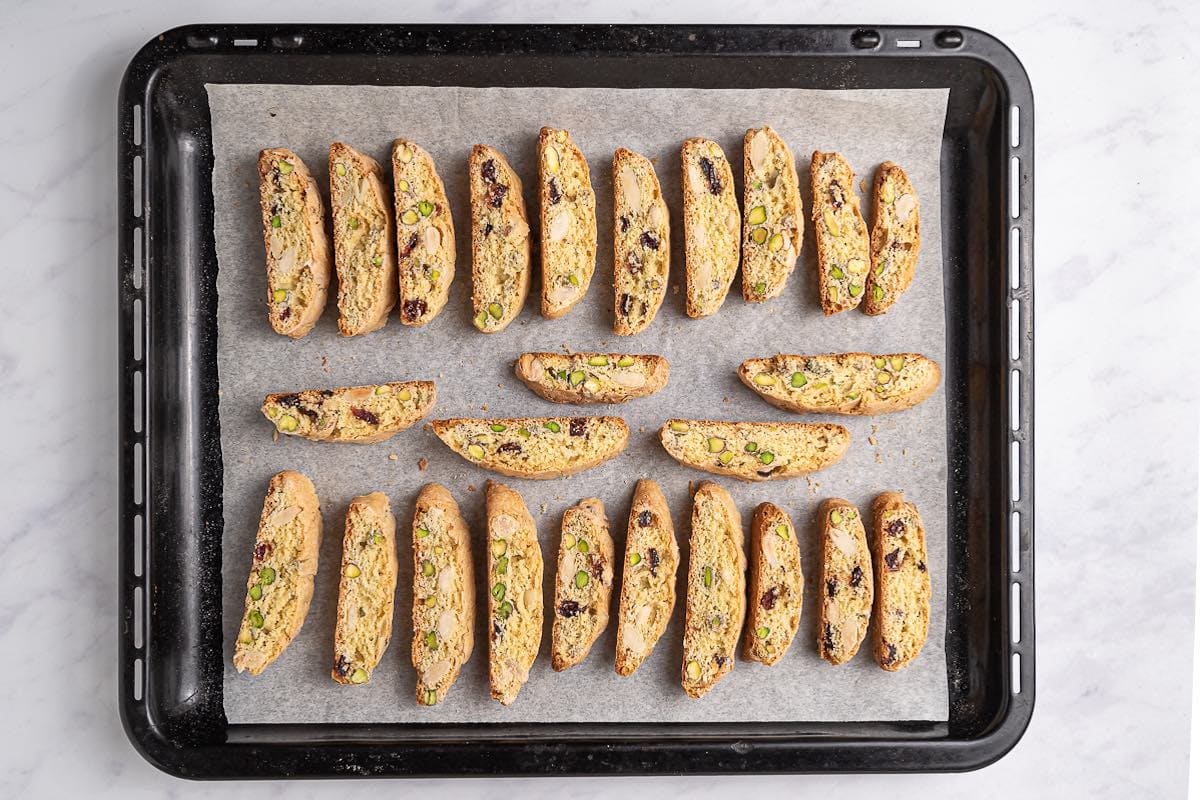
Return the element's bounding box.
[0,0,1194,797]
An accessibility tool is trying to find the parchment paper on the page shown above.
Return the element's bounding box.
[208,84,950,724]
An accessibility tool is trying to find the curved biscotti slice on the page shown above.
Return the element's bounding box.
[486,481,543,705]
[411,483,475,705]
[818,499,872,665]
[540,127,598,318]
[871,491,930,671]
[262,381,436,444]
[551,498,614,671]
[514,352,669,404]
[738,353,940,415]
[864,162,921,315]
[233,471,322,675]
[258,149,331,338]
[612,148,670,335]
[811,152,870,314]
[743,503,803,665]
[329,142,397,336]
[681,481,745,698]
[331,492,398,685]
[431,417,629,479]
[681,138,740,318]
[393,139,456,326]
[741,127,802,302]
[615,479,679,676]
[659,419,850,481]
[470,144,531,332]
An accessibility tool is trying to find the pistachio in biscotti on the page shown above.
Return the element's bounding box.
[737,353,940,415]
[513,352,670,404]
[329,142,397,336]
[486,481,543,705]
[551,498,614,671]
[393,139,456,327]
[659,419,850,481]
[742,503,802,665]
[681,138,740,318]
[331,493,397,685]
[810,152,870,315]
[469,144,531,333]
[864,162,921,315]
[741,127,802,302]
[817,499,872,665]
[612,148,670,335]
[431,416,629,479]
[870,491,930,670]
[539,128,598,319]
[260,381,436,444]
[615,479,679,676]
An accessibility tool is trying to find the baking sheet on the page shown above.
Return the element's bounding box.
[209,83,950,724]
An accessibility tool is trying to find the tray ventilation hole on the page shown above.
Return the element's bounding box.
[134,513,144,577]
[1009,227,1021,290]
[132,226,143,289]
[132,104,142,146]
[134,585,144,649]
[186,34,218,48]
[1010,370,1020,431]
[896,39,921,48]
[133,442,143,506]
[133,370,143,433]
[850,29,880,49]
[1010,511,1021,573]
[133,658,143,701]
[1010,441,1021,503]
[1010,156,1020,219]
[132,155,142,218]
[1010,105,1021,148]
[132,298,143,361]
[1011,653,1022,694]
[271,34,305,49]
[1010,583,1021,643]
[934,29,963,49]
[234,38,258,47]
[1010,299,1021,361]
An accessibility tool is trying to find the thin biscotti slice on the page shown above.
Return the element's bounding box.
[615,479,679,676]
[262,381,436,444]
[486,481,544,705]
[743,503,803,665]
[233,471,322,675]
[811,152,870,314]
[738,353,941,415]
[659,419,850,481]
[329,142,397,336]
[864,162,921,315]
[431,416,629,479]
[470,144,531,332]
[741,127,802,302]
[258,149,331,338]
[612,148,670,335]
[551,498,615,671]
[514,352,669,404]
[393,139,456,326]
[818,499,873,665]
[871,491,930,671]
[681,138,740,318]
[681,481,746,698]
[540,127,598,318]
[412,484,475,705]
[331,492,398,685]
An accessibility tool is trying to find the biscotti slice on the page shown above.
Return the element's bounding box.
[738,353,941,415]
[233,471,322,675]
[551,498,614,671]
[331,492,398,685]
[514,352,669,404]
[811,152,870,314]
[681,138,740,318]
[262,381,436,444]
[818,499,873,665]
[431,416,629,479]
[741,126,802,302]
[743,503,802,665]
[615,479,679,676]
[681,481,745,698]
[864,162,921,315]
[329,142,397,336]
[486,480,544,705]
[659,419,850,481]
[612,148,670,335]
[258,149,331,338]
[871,491,930,670]
[540,127,598,318]
[412,483,475,705]
[393,139,455,326]
[470,144,531,332]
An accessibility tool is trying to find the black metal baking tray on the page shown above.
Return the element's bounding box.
[118,23,1034,778]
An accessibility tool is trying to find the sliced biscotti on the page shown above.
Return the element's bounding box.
[818,499,873,665]
[615,479,679,676]
[864,162,921,315]
[329,142,397,336]
[258,149,331,338]
[514,352,669,404]
[331,492,398,685]
[681,138,740,318]
[612,148,670,335]
[470,144,531,332]
[411,484,475,705]
[681,481,745,698]
[262,381,436,444]
[811,152,870,314]
[871,491,930,671]
[741,126,802,302]
[486,481,543,705]
[743,503,803,666]
[738,353,941,415]
[540,127,598,318]
[233,471,322,675]
[393,139,455,326]
[659,419,850,481]
[431,416,629,479]
[551,498,615,671]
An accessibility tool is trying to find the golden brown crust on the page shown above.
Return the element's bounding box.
[550,498,614,671]
[681,138,740,318]
[741,126,802,302]
[392,139,456,326]
[870,491,930,670]
[742,502,803,665]
[431,417,629,479]
[737,353,940,415]
[864,162,921,315]
[469,144,531,332]
[513,352,669,404]
[539,127,598,318]
[612,148,670,335]
[261,381,436,444]
[615,479,679,676]
[486,481,543,705]
[817,498,872,665]
[329,142,397,336]
[331,492,398,685]
[811,151,870,315]
[659,419,850,481]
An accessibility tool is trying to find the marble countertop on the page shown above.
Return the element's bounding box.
[1,0,1194,797]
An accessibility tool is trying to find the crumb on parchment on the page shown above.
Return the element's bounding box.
[418,458,428,471]
[388,453,398,461]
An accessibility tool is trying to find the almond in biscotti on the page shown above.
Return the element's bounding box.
[469,144,531,333]
[741,126,802,302]
[864,162,921,315]
[329,142,397,336]
[681,138,740,318]
[539,127,597,319]
[811,152,870,314]
[393,139,456,327]
[612,148,670,335]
